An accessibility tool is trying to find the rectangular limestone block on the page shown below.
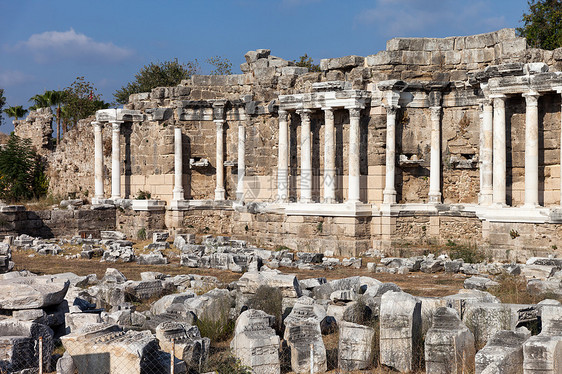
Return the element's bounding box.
[543,190,560,206]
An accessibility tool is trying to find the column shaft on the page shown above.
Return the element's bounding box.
[111,121,121,199]
[236,122,246,200]
[214,120,225,201]
[93,122,104,201]
[277,109,289,201]
[173,126,184,201]
[383,106,398,204]
[323,108,336,203]
[524,91,540,207]
[348,107,361,202]
[492,95,507,205]
[299,109,312,203]
[479,101,494,205]
[428,106,442,203]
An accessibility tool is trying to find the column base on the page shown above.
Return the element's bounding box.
[383,190,397,204]
[478,192,493,206]
[523,202,540,209]
[428,192,441,204]
[214,188,226,201]
[322,197,336,204]
[173,189,184,201]
[299,197,312,204]
[236,191,244,201]
[92,198,114,205]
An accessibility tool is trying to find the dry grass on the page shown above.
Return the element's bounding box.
[489,274,562,304]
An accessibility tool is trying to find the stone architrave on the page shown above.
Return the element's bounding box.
[379,291,422,372]
[156,321,210,370]
[475,328,530,374]
[523,305,562,373]
[425,307,475,374]
[61,323,168,374]
[238,270,302,298]
[284,296,326,326]
[338,321,375,371]
[230,309,280,374]
[0,275,69,310]
[284,317,327,374]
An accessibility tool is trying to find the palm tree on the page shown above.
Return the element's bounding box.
[3,106,27,121]
[28,93,49,109]
[44,90,65,146]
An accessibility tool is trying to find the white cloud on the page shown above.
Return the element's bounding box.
[10,29,134,64]
[355,0,507,37]
[0,70,33,87]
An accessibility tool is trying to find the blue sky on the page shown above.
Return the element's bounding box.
[1,0,529,132]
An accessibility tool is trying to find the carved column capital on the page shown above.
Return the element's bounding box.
[430,106,441,122]
[523,90,540,107]
[348,107,361,119]
[384,105,399,116]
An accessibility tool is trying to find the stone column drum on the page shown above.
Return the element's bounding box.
[347,107,361,203]
[93,121,104,202]
[383,105,398,204]
[172,126,184,201]
[479,100,494,205]
[429,106,442,203]
[323,107,336,203]
[492,94,507,206]
[277,109,289,202]
[214,119,226,201]
[299,109,312,203]
[523,91,541,207]
[110,121,122,200]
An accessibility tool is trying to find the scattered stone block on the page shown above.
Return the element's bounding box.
[425,307,475,374]
[284,318,327,374]
[156,321,210,370]
[338,321,375,371]
[238,270,302,298]
[231,309,280,374]
[380,291,422,372]
[0,275,69,310]
[475,328,530,374]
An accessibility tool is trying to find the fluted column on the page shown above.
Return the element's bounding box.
[428,106,442,203]
[110,121,122,200]
[523,90,541,207]
[93,121,104,202]
[172,126,184,201]
[277,109,289,202]
[214,119,226,201]
[323,107,336,203]
[348,107,361,203]
[298,109,312,203]
[479,100,494,205]
[492,94,507,206]
[383,105,398,204]
[236,120,246,201]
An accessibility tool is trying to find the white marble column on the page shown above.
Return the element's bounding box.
[298,109,312,203]
[323,107,336,203]
[214,119,226,201]
[523,90,541,207]
[110,121,122,200]
[236,120,246,201]
[348,107,361,203]
[479,100,494,205]
[93,121,104,201]
[492,94,507,206]
[172,126,184,201]
[383,105,398,204]
[428,106,442,203]
[277,109,289,202]
[557,88,562,206]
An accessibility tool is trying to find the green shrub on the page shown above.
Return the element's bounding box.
[137,227,146,240]
[248,285,283,334]
[446,241,485,264]
[135,190,151,200]
[0,134,48,202]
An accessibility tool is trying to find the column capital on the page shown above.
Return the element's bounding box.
[214,119,225,131]
[384,104,399,115]
[430,106,441,121]
[297,108,313,120]
[523,90,540,106]
[347,107,362,118]
[110,121,123,131]
[278,108,289,117]
[490,93,507,100]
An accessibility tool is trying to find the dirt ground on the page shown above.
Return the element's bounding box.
[12,250,466,298]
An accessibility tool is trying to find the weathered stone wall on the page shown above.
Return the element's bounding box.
[13,107,53,156]
[0,207,115,238]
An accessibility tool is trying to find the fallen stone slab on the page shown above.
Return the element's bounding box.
[338,321,375,371]
[284,317,327,374]
[464,276,499,291]
[156,321,210,370]
[0,275,69,310]
[238,270,302,298]
[475,328,530,374]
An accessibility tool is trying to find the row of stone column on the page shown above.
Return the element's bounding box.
[276,106,362,204]
[93,117,245,203]
[479,91,547,207]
